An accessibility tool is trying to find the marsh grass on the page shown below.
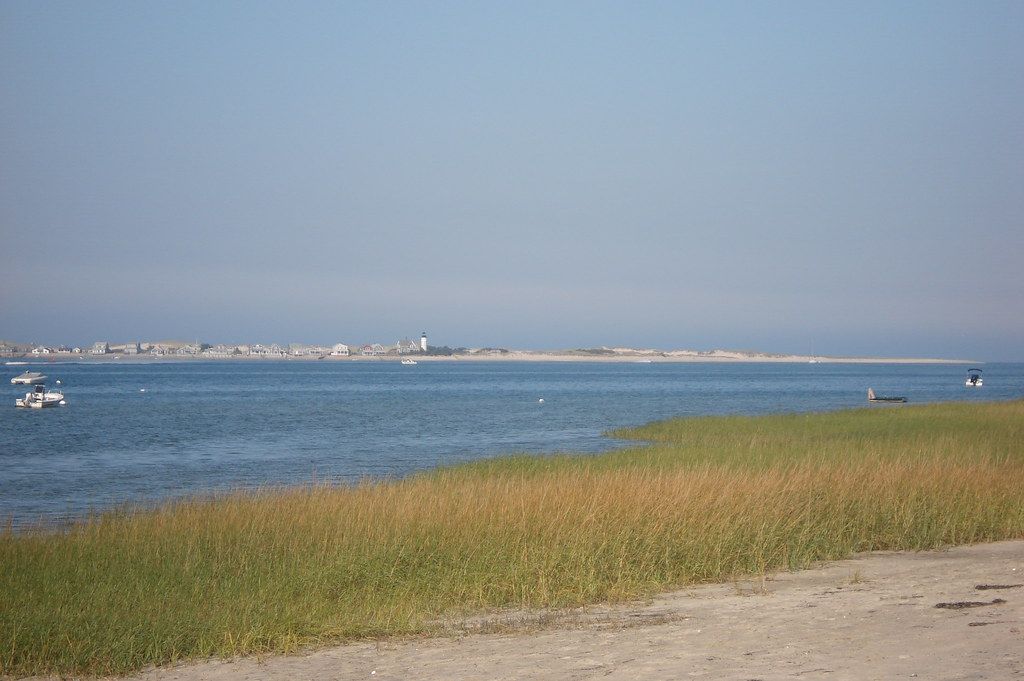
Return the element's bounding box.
[2,400,1023,675]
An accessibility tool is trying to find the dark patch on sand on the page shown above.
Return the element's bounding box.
[934,598,1006,609]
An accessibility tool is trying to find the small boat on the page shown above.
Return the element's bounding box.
[867,388,906,403]
[965,368,983,387]
[11,371,47,385]
[16,384,66,408]
[401,358,418,365]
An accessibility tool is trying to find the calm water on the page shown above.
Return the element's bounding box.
[2,360,1021,525]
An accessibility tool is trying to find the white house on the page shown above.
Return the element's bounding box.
[289,344,331,356]
[330,343,350,356]
[203,344,238,358]
[90,342,109,355]
[250,344,287,358]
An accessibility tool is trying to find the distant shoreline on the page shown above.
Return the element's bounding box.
[3,352,976,365]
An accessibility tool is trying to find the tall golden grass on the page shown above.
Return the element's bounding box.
[2,400,1023,675]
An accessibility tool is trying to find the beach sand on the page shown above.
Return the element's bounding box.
[99,540,1023,681]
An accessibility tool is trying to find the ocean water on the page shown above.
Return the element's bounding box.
[2,360,1021,526]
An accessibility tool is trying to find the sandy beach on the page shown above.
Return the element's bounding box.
[83,540,1023,681]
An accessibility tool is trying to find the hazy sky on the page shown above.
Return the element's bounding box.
[2,1,1022,358]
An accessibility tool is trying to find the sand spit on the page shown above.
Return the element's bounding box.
[380,351,972,364]
[11,351,974,364]
[97,540,1023,681]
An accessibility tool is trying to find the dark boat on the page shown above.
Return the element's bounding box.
[867,388,906,403]
[965,368,983,387]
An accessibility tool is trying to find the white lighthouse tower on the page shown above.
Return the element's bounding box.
[420,331,428,352]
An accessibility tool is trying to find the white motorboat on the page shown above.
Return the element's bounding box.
[401,358,418,365]
[16,384,66,408]
[965,368,983,387]
[11,371,47,385]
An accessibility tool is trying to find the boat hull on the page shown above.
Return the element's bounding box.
[867,388,906,403]
[16,398,62,408]
[15,390,65,408]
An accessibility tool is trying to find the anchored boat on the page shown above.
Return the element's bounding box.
[11,371,47,385]
[16,384,66,408]
[867,388,906,403]
[965,368,983,387]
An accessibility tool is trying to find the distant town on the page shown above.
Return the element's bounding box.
[0,333,473,359]
[0,335,971,364]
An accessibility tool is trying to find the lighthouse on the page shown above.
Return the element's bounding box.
[420,332,428,352]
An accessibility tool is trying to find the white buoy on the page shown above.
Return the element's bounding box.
[538,398,544,403]
[140,388,146,392]
[59,400,66,406]
[55,379,61,385]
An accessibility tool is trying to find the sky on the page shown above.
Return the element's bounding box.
[1,1,1022,359]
